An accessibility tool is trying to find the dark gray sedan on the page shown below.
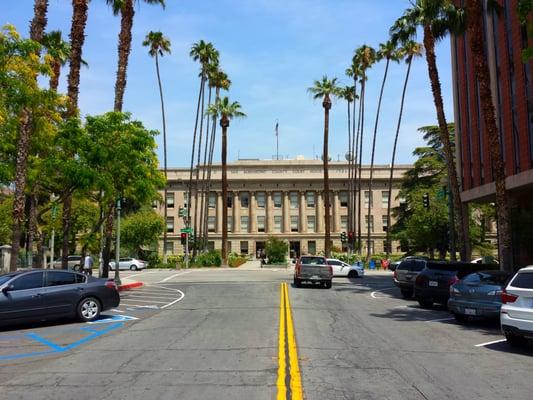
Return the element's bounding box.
[448,270,511,322]
[0,269,120,326]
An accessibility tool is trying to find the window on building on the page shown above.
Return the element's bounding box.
[364,191,373,208]
[207,241,215,251]
[208,216,216,232]
[273,192,282,208]
[240,241,249,255]
[291,216,299,232]
[382,215,388,232]
[257,216,265,232]
[365,215,374,232]
[308,240,317,255]
[381,191,389,208]
[256,192,265,208]
[274,216,282,232]
[208,193,216,208]
[240,192,249,208]
[290,192,298,208]
[306,192,315,207]
[227,216,233,232]
[340,191,348,207]
[164,241,174,255]
[166,192,175,208]
[241,216,249,232]
[227,193,233,208]
[341,216,348,231]
[307,215,316,232]
[166,217,174,233]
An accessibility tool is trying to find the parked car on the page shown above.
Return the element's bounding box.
[501,266,533,346]
[393,258,426,298]
[52,255,83,270]
[294,256,333,289]
[326,258,364,278]
[388,260,401,272]
[414,261,498,308]
[448,270,511,322]
[0,269,120,326]
[109,258,146,271]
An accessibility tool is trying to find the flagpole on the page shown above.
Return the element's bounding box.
[275,120,279,160]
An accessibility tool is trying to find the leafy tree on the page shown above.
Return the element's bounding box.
[0,196,12,244]
[265,237,289,264]
[42,30,71,91]
[121,209,164,258]
[519,0,533,61]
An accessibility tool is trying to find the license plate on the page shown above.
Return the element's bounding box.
[429,281,438,287]
[464,308,477,316]
[310,275,320,280]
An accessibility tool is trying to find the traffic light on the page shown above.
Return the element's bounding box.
[348,231,354,244]
[180,232,187,245]
[178,206,187,217]
[423,192,430,209]
[340,231,347,243]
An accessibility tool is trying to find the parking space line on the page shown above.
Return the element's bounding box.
[370,287,396,298]
[119,303,158,307]
[475,339,506,347]
[117,298,169,304]
[125,294,177,299]
[425,317,455,323]
[158,271,192,283]
[160,289,185,309]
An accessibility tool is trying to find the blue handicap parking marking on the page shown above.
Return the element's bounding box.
[88,314,138,324]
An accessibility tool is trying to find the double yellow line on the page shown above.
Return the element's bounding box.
[277,282,303,400]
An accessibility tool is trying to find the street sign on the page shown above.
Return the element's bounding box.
[180,228,193,233]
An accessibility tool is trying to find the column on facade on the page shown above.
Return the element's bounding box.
[332,191,340,233]
[316,190,324,233]
[216,191,223,233]
[266,192,273,233]
[299,191,306,233]
[283,191,290,233]
[249,191,257,233]
[233,192,240,233]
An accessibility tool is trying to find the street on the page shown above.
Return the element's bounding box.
[0,267,532,400]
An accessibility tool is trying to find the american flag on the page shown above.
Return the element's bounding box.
[275,121,279,136]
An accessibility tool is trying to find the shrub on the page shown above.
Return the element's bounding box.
[167,254,183,268]
[193,250,222,267]
[228,252,247,268]
[147,253,162,268]
[265,237,288,264]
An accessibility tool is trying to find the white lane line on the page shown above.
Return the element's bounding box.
[425,317,455,323]
[126,289,175,294]
[158,271,192,283]
[161,289,185,309]
[120,303,158,307]
[475,339,507,347]
[117,298,169,304]
[125,294,177,300]
[370,287,396,299]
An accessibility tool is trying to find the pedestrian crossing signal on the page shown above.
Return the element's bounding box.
[180,232,187,245]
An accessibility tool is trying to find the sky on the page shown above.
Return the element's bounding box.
[2,0,455,167]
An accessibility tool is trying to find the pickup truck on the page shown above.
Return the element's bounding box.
[294,255,333,289]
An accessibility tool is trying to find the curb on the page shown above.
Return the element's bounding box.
[118,281,144,291]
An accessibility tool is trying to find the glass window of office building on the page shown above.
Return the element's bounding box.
[256,192,266,208]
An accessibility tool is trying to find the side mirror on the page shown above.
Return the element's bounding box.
[1,284,13,294]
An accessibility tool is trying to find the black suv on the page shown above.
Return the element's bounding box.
[414,261,498,308]
[393,258,427,298]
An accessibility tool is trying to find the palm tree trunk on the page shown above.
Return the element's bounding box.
[113,0,134,112]
[352,80,361,250]
[356,77,366,256]
[102,205,115,278]
[30,0,49,43]
[193,77,207,258]
[346,99,352,237]
[386,56,413,260]
[50,61,61,91]
[221,120,229,265]
[199,86,213,251]
[9,110,32,272]
[61,192,72,269]
[466,0,512,271]
[154,53,168,263]
[323,97,332,258]
[423,24,468,261]
[367,58,390,261]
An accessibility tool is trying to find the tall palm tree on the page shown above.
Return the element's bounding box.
[10,0,50,271]
[308,76,340,258]
[464,0,512,271]
[340,85,355,239]
[42,30,71,91]
[189,40,219,256]
[107,0,165,112]
[143,31,171,263]
[392,0,469,261]
[206,97,246,265]
[353,45,376,256]
[366,41,400,261]
[384,40,423,260]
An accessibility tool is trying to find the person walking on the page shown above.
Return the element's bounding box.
[83,253,94,276]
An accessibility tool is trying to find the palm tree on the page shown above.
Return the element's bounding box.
[9,0,50,271]
[308,76,341,258]
[107,0,165,112]
[464,0,512,271]
[384,40,423,260]
[42,30,71,91]
[189,40,219,256]
[353,45,376,256]
[392,0,469,261]
[206,97,246,265]
[143,31,171,263]
[340,85,355,239]
[366,41,400,261]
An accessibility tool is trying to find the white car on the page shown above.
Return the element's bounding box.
[326,258,364,278]
[109,257,146,271]
[501,265,533,346]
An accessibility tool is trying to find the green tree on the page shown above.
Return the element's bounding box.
[265,237,289,264]
[206,97,245,265]
[143,30,170,262]
[0,196,12,244]
[121,209,164,258]
[308,76,341,258]
[42,30,71,91]
[519,0,533,60]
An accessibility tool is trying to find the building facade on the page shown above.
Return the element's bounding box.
[154,159,410,257]
[451,0,533,266]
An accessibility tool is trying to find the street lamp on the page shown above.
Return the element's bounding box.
[114,198,122,286]
[50,194,58,269]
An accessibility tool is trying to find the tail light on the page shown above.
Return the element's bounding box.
[328,265,333,275]
[501,289,518,304]
[448,276,459,286]
[105,280,118,290]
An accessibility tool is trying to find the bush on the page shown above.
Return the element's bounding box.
[167,254,183,268]
[147,253,162,268]
[265,237,288,264]
[192,250,222,267]
[228,252,247,268]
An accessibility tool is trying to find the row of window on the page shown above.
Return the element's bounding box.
[165,215,389,233]
[160,191,390,209]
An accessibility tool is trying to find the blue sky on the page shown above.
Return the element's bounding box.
[2,0,454,167]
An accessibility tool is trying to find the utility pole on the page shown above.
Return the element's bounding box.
[275,120,279,160]
[50,194,57,269]
[114,198,122,286]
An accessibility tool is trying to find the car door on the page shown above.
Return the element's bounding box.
[0,271,46,322]
[327,260,343,276]
[119,258,129,270]
[42,271,85,316]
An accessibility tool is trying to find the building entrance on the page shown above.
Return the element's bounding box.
[289,241,301,260]
[255,241,265,258]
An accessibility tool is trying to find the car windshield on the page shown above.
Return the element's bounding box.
[510,272,533,289]
[300,257,325,265]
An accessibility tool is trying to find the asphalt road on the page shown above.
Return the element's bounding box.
[0,268,532,399]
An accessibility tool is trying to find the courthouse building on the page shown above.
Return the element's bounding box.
[155,159,411,257]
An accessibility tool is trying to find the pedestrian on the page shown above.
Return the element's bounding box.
[83,253,94,276]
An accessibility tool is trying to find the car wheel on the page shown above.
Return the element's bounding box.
[400,289,413,299]
[130,265,138,271]
[324,280,332,289]
[417,297,433,309]
[348,270,358,278]
[505,333,526,347]
[453,313,468,323]
[77,297,101,322]
[294,277,301,288]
